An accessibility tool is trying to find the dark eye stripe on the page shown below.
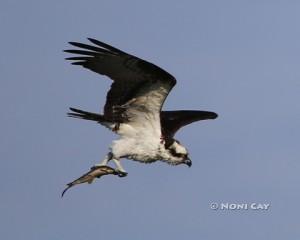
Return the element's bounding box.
[169,148,186,158]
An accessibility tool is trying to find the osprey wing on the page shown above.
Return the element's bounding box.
[65,38,176,123]
[161,110,218,139]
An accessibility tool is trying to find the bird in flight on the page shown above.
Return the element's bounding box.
[63,38,217,196]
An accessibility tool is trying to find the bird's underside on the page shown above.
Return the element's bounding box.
[62,38,217,196]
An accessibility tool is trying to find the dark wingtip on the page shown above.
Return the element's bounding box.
[211,112,218,119]
[87,37,96,42]
[87,38,125,54]
[68,41,78,46]
[87,37,102,44]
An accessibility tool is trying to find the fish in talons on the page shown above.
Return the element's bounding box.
[61,165,118,197]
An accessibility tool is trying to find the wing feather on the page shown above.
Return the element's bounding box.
[161,110,218,138]
[65,38,176,122]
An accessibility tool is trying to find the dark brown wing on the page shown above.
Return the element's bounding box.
[64,38,176,122]
[161,110,218,139]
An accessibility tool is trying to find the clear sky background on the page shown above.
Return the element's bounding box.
[1,0,300,239]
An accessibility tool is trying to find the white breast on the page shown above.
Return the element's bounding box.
[111,112,163,162]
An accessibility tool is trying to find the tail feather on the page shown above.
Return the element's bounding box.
[68,107,107,123]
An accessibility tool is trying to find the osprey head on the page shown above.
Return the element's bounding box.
[167,140,192,167]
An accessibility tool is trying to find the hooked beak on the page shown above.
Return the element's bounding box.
[184,157,192,167]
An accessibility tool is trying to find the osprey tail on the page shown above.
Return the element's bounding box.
[68,107,107,123]
[68,107,118,131]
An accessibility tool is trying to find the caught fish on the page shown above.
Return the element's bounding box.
[62,165,118,197]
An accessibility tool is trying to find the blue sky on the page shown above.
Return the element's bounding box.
[1,0,300,239]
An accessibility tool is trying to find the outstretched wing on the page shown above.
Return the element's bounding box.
[64,38,176,125]
[161,110,218,139]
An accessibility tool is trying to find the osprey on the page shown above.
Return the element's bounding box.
[64,38,217,178]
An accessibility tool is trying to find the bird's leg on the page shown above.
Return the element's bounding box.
[112,158,128,177]
[92,153,127,177]
[93,152,113,168]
